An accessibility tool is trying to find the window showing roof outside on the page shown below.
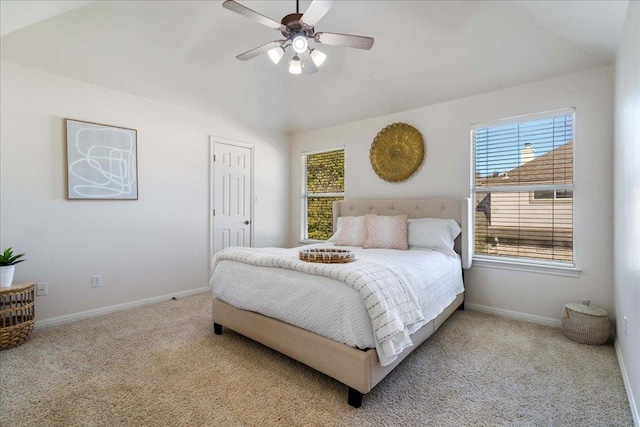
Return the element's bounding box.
[301,148,345,241]
[473,110,574,265]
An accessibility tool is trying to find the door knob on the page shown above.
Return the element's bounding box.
[243,220,251,225]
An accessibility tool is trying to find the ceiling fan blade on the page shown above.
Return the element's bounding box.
[300,0,337,28]
[314,32,374,50]
[236,41,283,61]
[301,50,318,75]
[223,0,285,32]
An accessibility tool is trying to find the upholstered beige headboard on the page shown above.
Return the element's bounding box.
[332,198,473,269]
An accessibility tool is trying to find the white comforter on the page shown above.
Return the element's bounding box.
[211,243,464,366]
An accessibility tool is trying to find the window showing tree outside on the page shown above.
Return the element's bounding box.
[472,110,574,265]
[302,148,345,240]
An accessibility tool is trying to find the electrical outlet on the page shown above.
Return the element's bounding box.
[623,316,628,338]
[92,275,102,288]
[36,282,48,296]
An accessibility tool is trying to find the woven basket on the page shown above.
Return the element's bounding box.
[561,299,610,345]
[1,284,35,350]
[299,248,354,264]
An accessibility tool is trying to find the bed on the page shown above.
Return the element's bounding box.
[210,198,472,407]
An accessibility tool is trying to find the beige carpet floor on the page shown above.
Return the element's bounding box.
[0,293,632,426]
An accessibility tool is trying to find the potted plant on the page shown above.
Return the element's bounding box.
[0,247,26,287]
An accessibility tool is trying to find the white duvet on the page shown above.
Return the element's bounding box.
[211,243,464,366]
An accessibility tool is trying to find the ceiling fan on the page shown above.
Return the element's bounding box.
[222,0,374,75]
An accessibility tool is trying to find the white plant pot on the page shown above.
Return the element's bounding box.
[0,265,16,287]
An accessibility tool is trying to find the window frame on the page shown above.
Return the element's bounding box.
[300,146,345,242]
[530,189,574,203]
[470,108,580,277]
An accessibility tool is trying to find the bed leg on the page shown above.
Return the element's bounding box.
[458,269,465,311]
[214,323,223,335]
[347,387,364,408]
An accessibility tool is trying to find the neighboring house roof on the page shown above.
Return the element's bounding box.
[476,192,491,222]
[480,142,573,187]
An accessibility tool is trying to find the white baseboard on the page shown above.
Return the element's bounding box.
[465,302,562,327]
[35,287,210,330]
[615,337,640,427]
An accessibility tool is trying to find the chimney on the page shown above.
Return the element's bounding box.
[520,142,535,165]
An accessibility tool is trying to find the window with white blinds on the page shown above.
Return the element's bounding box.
[472,109,575,266]
[301,148,345,241]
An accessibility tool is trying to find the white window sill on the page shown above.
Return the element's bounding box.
[472,257,581,278]
[298,239,328,245]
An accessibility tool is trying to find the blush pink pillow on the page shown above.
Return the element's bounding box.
[335,216,366,247]
[363,214,409,250]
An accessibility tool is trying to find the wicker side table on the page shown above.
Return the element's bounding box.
[0,282,35,350]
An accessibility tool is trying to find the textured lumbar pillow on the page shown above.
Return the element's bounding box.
[363,214,409,250]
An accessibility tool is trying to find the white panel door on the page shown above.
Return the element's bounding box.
[213,141,253,254]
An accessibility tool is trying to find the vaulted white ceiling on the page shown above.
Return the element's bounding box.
[0,1,628,135]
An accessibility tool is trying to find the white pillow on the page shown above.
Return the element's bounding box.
[407,218,462,257]
[335,216,366,247]
[363,214,409,250]
[326,217,344,242]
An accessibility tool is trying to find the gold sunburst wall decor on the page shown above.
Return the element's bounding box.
[370,123,425,182]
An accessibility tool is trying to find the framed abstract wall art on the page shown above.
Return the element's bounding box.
[65,119,138,200]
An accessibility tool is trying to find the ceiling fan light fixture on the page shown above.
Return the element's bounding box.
[267,46,285,64]
[223,0,374,75]
[289,55,303,74]
[292,36,308,53]
[310,48,327,67]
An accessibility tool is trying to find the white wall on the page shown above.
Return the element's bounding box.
[290,66,614,322]
[0,62,290,322]
[614,1,640,422]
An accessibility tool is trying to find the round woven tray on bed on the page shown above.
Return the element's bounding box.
[299,248,355,264]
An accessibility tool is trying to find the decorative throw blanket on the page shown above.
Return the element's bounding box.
[212,246,428,366]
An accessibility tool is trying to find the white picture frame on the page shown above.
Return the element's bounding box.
[65,119,138,200]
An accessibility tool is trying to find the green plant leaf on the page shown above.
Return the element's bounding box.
[0,248,25,265]
[8,253,25,263]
